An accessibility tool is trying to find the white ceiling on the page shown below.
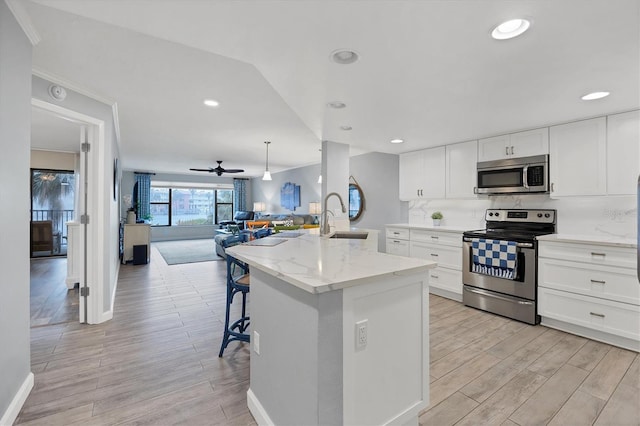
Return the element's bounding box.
[26,0,640,178]
[31,107,81,153]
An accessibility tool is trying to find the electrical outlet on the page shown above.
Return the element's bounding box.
[253,331,260,355]
[356,319,368,349]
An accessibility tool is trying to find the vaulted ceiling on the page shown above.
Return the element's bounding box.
[26,0,640,177]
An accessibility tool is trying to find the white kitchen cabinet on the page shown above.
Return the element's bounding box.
[478,128,549,162]
[446,140,477,199]
[385,227,410,257]
[122,224,151,264]
[549,117,607,197]
[409,228,463,300]
[607,110,639,195]
[538,238,639,351]
[385,225,464,301]
[399,147,445,200]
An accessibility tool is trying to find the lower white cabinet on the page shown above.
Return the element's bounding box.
[123,224,151,264]
[386,225,463,300]
[538,238,639,351]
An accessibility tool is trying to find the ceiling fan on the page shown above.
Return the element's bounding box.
[189,161,244,176]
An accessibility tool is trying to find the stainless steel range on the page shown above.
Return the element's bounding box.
[462,209,556,325]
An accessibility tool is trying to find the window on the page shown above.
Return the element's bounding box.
[149,186,233,226]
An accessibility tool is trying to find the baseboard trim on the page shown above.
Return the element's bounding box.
[0,372,34,426]
[247,388,273,426]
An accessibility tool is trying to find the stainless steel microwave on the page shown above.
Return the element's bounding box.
[476,154,549,195]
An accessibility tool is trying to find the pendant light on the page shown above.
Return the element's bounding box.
[262,141,272,181]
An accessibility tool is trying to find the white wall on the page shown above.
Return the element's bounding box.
[252,163,322,215]
[30,149,77,171]
[0,2,33,421]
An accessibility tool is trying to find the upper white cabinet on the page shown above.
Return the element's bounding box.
[549,117,607,197]
[446,140,477,199]
[478,128,549,162]
[399,147,445,201]
[607,110,639,195]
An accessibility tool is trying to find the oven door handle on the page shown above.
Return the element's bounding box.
[464,286,534,306]
[463,237,533,248]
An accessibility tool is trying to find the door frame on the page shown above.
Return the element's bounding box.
[32,98,106,325]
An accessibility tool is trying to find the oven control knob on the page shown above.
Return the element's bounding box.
[544,213,550,218]
[537,213,543,218]
[488,212,494,216]
[494,212,499,217]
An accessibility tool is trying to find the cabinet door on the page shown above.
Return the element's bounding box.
[607,110,639,195]
[549,117,607,196]
[399,151,423,201]
[510,128,549,158]
[421,146,446,198]
[478,135,509,162]
[446,140,477,198]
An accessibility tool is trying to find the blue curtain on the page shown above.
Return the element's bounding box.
[135,174,151,219]
[233,179,247,212]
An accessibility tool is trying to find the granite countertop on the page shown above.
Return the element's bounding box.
[537,233,637,249]
[225,229,436,294]
[385,223,472,233]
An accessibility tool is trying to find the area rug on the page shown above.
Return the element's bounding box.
[154,239,221,265]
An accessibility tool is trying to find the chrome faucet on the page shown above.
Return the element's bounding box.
[321,192,347,235]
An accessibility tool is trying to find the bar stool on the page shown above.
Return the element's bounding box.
[219,234,250,357]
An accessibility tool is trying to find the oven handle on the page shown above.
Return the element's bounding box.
[463,237,533,248]
[464,286,534,306]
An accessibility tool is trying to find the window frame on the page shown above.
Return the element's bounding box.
[149,184,234,227]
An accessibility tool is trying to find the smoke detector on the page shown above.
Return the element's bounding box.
[48,85,67,101]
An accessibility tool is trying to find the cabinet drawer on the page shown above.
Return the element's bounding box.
[409,241,462,269]
[539,287,640,341]
[539,258,639,305]
[386,227,410,240]
[410,229,462,247]
[539,241,636,270]
[427,267,462,295]
[386,238,409,257]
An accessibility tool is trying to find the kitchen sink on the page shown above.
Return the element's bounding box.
[329,231,368,239]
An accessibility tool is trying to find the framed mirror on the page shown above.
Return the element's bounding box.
[349,183,364,221]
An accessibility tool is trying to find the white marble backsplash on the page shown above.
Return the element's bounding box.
[408,195,637,240]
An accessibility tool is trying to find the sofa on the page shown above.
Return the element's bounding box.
[255,214,316,227]
[214,214,317,258]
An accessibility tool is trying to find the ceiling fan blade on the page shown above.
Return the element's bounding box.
[189,168,213,172]
[222,169,244,173]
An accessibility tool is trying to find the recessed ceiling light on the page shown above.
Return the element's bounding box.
[331,49,359,64]
[340,125,353,131]
[327,101,346,109]
[203,99,219,107]
[491,19,531,40]
[390,139,404,144]
[581,91,610,101]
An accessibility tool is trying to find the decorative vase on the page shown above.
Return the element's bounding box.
[432,219,441,226]
[127,211,136,224]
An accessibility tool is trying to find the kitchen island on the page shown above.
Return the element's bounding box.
[226,229,436,426]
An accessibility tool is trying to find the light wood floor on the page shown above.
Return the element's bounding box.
[30,257,79,327]
[18,245,639,425]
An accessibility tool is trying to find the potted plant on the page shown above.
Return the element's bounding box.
[431,211,443,226]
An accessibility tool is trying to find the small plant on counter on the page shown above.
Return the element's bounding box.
[431,211,443,226]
